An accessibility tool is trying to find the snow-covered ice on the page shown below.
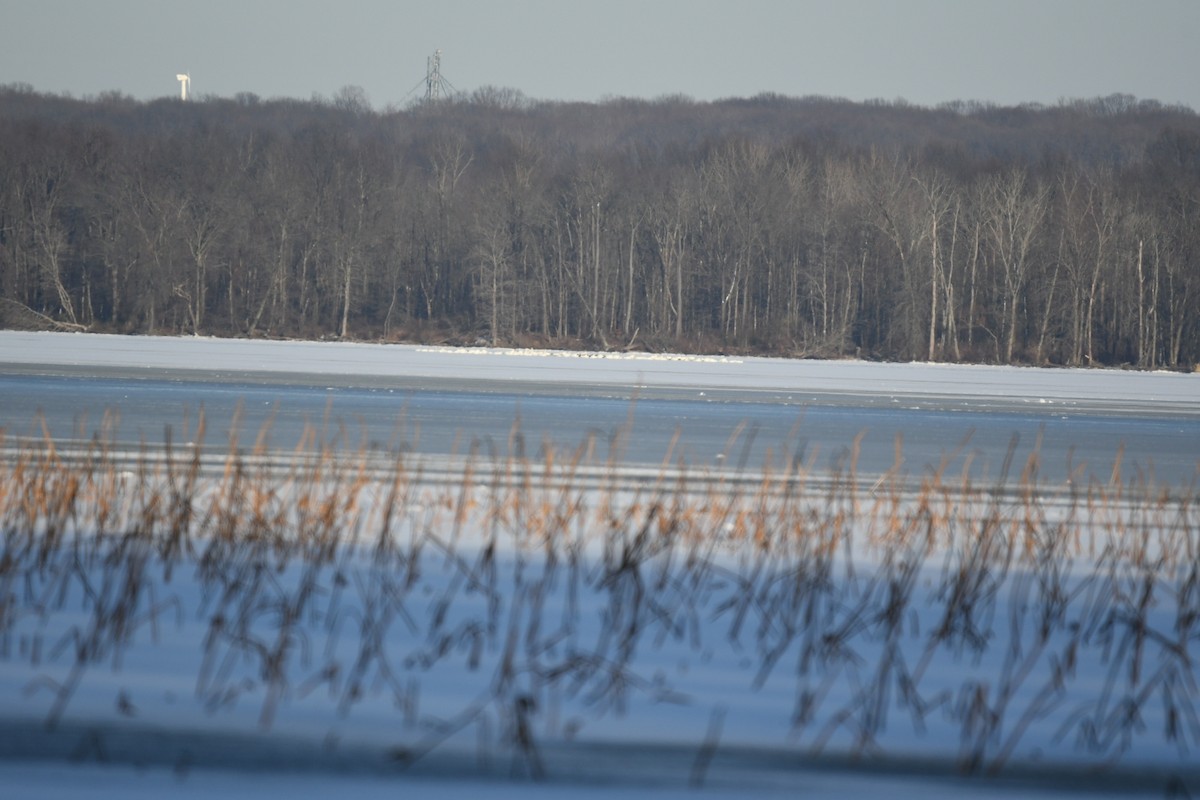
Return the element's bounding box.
[2,331,1198,798]
[2,331,1197,415]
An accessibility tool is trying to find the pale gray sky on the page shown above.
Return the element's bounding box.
[2,0,1198,110]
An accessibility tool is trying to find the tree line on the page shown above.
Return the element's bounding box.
[2,83,1198,368]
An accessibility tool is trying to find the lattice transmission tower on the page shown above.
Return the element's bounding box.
[425,50,456,101]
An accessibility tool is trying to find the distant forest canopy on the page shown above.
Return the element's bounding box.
[1,83,1199,369]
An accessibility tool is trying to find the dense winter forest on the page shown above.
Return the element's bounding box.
[1,83,1198,368]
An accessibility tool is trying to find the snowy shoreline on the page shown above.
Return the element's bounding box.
[2,330,1197,415]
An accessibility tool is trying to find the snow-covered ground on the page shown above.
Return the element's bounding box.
[2,454,1195,797]
[2,331,1199,797]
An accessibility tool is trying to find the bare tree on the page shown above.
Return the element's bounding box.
[979,168,1049,362]
[912,169,958,361]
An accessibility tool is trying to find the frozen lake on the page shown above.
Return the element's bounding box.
[2,332,1198,486]
[2,332,1199,798]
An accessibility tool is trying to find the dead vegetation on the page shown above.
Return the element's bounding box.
[0,415,1197,785]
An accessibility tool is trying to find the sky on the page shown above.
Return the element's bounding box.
[2,0,1199,111]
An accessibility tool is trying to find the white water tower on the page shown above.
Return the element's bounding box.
[176,73,191,101]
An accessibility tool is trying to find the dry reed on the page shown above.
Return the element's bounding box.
[0,413,1197,787]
